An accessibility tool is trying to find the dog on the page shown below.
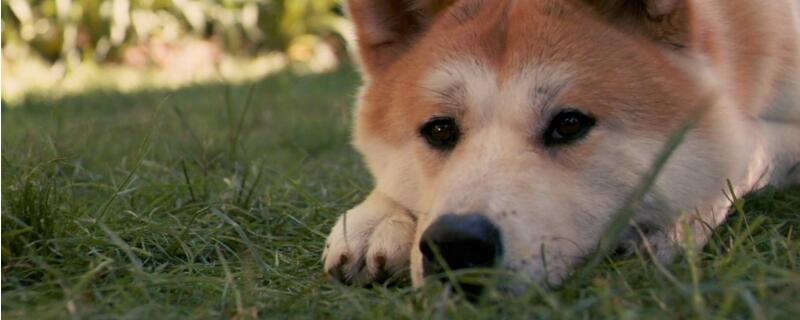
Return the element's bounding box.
[323,0,800,294]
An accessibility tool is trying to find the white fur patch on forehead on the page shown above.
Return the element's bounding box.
[502,64,574,121]
[421,58,573,123]
[420,58,498,119]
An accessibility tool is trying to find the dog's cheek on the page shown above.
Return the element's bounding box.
[479,165,607,284]
[646,107,759,232]
[496,134,661,284]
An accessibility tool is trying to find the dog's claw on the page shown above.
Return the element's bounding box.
[374,255,386,270]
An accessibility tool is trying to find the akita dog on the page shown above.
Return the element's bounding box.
[323,0,800,293]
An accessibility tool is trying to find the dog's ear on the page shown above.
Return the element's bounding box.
[580,0,717,53]
[346,0,457,76]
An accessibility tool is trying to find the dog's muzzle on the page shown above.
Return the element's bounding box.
[420,213,502,297]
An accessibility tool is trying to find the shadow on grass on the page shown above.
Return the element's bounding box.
[4,65,361,160]
[2,66,375,318]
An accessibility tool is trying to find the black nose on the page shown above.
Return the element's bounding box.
[420,213,502,277]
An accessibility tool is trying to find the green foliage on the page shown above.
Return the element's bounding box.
[0,0,346,63]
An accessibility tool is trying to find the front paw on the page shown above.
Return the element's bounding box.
[614,215,717,263]
[323,192,416,285]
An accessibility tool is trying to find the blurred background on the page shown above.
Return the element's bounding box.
[1,0,352,104]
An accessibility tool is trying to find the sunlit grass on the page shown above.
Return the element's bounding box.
[1,44,289,105]
[2,66,798,319]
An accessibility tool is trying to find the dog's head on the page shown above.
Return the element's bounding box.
[348,0,750,292]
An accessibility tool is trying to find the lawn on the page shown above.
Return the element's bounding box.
[2,66,799,319]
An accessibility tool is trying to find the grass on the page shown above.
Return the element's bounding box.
[2,66,799,319]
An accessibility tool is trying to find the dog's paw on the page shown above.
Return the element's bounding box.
[614,216,716,263]
[322,192,415,285]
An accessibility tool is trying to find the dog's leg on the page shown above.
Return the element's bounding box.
[625,196,737,264]
[323,190,416,285]
[636,217,714,263]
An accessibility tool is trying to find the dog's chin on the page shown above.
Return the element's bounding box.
[479,271,569,298]
[440,262,578,298]
[493,273,542,297]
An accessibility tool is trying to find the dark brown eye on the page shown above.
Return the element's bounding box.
[420,117,460,150]
[544,110,596,146]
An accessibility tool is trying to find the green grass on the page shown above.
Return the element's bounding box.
[2,66,799,319]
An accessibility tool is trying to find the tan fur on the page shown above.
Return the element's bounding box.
[324,0,800,290]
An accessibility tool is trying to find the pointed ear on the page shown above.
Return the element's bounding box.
[346,0,457,76]
[580,0,716,52]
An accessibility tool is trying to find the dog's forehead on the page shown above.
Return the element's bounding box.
[420,59,572,122]
[404,0,702,133]
[412,0,621,121]
[431,0,599,64]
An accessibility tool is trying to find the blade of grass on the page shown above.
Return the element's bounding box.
[210,207,285,279]
[94,94,170,221]
[180,160,197,203]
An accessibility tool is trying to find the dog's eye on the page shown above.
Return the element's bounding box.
[544,110,596,146]
[420,117,460,150]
